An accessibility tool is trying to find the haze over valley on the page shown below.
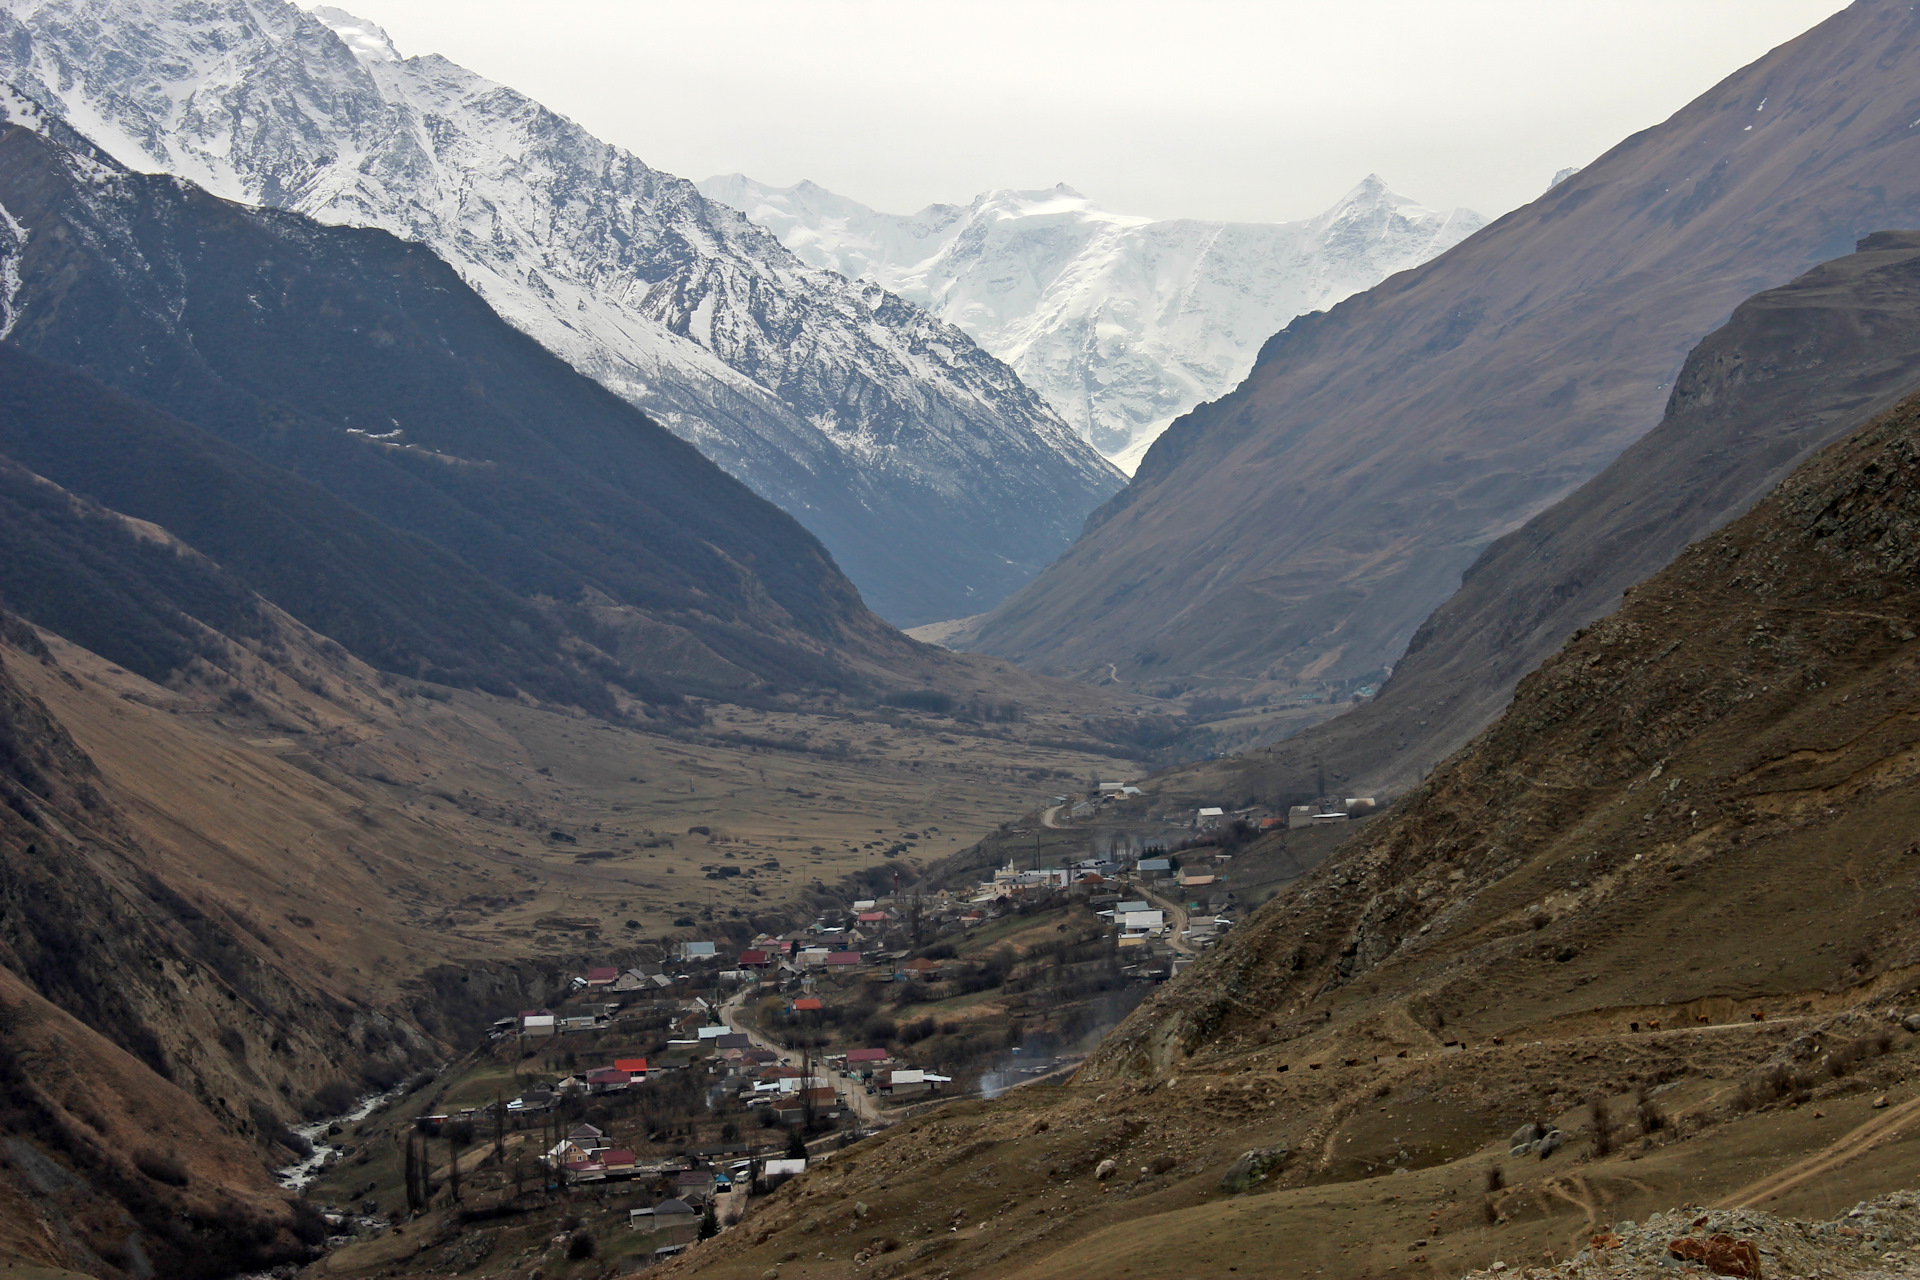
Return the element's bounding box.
[11,3,1920,1280]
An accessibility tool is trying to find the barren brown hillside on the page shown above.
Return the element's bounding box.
[966,0,1920,695]
[1172,227,1920,806]
[670,388,1920,1280]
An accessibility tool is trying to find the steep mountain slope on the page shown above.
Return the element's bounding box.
[0,1,1121,626]
[678,363,1920,1280]
[1191,228,1920,803]
[700,174,1483,471]
[963,0,1920,686]
[0,115,915,704]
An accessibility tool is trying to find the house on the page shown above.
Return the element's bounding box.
[714,1032,752,1051]
[1115,899,1149,913]
[676,940,718,961]
[846,1047,889,1071]
[584,966,619,987]
[1287,805,1315,829]
[560,1015,598,1033]
[1136,857,1172,878]
[761,1157,806,1188]
[613,1057,649,1076]
[825,950,862,968]
[546,1138,593,1167]
[674,1168,716,1202]
[508,1088,556,1114]
[696,1024,731,1041]
[631,1198,699,1247]
[601,1148,636,1178]
[1195,806,1224,827]
[1122,910,1165,935]
[519,1010,556,1038]
[792,997,824,1012]
[568,1123,606,1145]
[904,957,943,980]
[855,911,889,925]
[586,1068,631,1093]
[738,949,771,968]
[562,1157,607,1183]
[1179,873,1217,892]
[798,947,831,967]
[882,1068,929,1096]
[1312,811,1351,824]
[1097,781,1126,795]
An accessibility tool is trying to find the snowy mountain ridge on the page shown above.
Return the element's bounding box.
[699,174,1487,471]
[0,0,1123,625]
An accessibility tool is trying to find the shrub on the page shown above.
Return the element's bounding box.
[135,1150,189,1187]
[567,1230,595,1260]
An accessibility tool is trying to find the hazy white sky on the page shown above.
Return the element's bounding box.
[312,0,1853,223]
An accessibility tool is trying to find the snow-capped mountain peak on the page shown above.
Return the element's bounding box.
[0,0,1122,626]
[309,7,401,63]
[700,173,1486,470]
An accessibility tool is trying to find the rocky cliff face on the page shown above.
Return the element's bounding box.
[961,0,1920,685]
[701,174,1482,471]
[0,0,1121,625]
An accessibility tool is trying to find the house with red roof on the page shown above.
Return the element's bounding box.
[855,911,889,925]
[846,1047,889,1066]
[585,1068,631,1093]
[738,949,771,968]
[825,951,862,968]
[583,966,619,987]
[791,997,823,1012]
[613,1057,648,1076]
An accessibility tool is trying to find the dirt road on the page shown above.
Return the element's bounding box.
[1140,885,1198,956]
[1717,1091,1920,1209]
[720,988,885,1125]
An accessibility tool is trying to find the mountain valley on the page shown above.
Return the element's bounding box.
[4,2,1920,1278]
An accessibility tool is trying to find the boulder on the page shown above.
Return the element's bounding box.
[1219,1147,1288,1194]
[1903,1014,1920,1035]
[1094,1158,1118,1181]
[1536,1130,1563,1158]
[1509,1122,1543,1148]
[1667,1233,1761,1277]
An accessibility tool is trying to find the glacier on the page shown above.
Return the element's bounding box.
[698,175,1486,472]
[0,0,1123,626]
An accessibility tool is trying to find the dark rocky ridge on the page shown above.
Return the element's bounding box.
[965,0,1920,692]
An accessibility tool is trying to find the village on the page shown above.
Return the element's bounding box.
[296,787,1380,1271]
